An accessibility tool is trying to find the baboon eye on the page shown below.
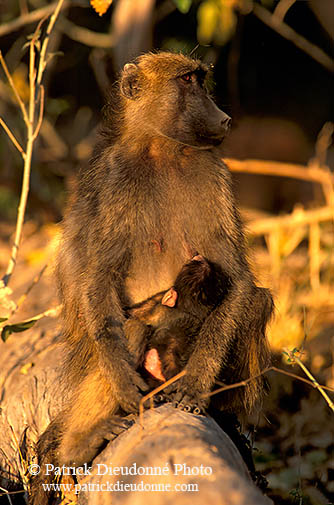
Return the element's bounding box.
[181,73,192,83]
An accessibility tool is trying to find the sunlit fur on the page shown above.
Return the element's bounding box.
[30,51,273,505]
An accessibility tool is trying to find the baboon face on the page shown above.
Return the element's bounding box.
[120,52,231,147]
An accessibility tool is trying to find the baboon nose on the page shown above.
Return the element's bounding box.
[221,116,232,131]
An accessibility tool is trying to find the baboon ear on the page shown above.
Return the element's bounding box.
[120,63,141,100]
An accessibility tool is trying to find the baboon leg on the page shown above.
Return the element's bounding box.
[56,371,126,465]
[58,414,132,467]
[29,418,61,505]
[30,371,131,505]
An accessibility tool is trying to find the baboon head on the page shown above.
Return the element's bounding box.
[119,52,231,148]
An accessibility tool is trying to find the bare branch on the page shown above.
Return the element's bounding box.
[4,26,38,284]
[32,85,45,140]
[139,370,186,423]
[226,154,334,206]
[207,365,334,399]
[5,265,48,322]
[0,51,29,126]
[57,18,114,48]
[273,0,297,21]
[3,0,64,286]
[0,1,71,38]
[226,157,334,186]
[253,3,334,73]
[286,351,334,412]
[0,116,26,159]
[248,205,333,236]
[37,0,66,86]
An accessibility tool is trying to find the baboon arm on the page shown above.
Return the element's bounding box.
[171,279,272,409]
[80,262,149,413]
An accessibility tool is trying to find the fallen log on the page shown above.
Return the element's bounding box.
[0,326,272,504]
[74,405,272,505]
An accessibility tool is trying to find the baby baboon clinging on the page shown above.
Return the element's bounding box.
[124,255,229,388]
[30,51,273,505]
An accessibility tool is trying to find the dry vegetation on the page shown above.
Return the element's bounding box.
[0,1,333,504]
[1,145,333,505]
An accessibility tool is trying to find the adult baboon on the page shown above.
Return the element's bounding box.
[30,51,273,505]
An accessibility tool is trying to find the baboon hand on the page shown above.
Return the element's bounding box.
[164,375,209,414]
[116,368,149,414]
[104,415,135,441]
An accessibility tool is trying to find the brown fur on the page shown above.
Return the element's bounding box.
[29,51,272,505]
[124,256,230,387]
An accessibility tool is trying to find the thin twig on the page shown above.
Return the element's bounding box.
[0,489,24,499]
[32,85,45,140]
[0,117,26,159]
[4,23,40,285]
[16,305,61,323]
[0,1,71,38]
[0,305,61,334]
[2,0,64,286]
[287,351,334,412]
[5,265,48,322]
[37,0,66,87]
[0,77,68,159]
[252,3,334,73]
[207,365,334,399]
[142,364,334,423]
[268,366,334,393]
[0,487,14,504]
[0,51,29,127]
[139,370,186,425]
[57,18,114,49]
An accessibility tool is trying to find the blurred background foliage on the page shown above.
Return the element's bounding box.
[0,1,333,504]
[0,0,333,225]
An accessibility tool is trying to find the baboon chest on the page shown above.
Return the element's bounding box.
[124,180,219,304]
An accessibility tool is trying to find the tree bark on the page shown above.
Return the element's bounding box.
[75,405,272,505]
[0,326,272,504]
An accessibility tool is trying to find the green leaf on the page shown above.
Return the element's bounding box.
[1,319,37,342]
[0,317,8,323]
[173,0,192,14]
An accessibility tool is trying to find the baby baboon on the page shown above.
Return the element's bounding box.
[30,51,273,505]
[124,255,229,389]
